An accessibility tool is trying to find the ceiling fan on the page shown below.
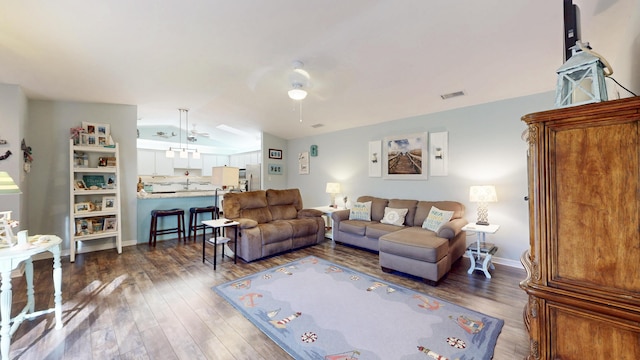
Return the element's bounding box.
[188,124,209,142]
[153,131,177,138]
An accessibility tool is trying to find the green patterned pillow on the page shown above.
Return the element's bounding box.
[422,206,454,232]
[349,201,372,221]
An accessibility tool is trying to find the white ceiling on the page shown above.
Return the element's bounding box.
[0,1,634,151]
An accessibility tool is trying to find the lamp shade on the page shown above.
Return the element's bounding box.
[0,172,21,195]
[469,185,497,203]
[325,182,341,194]
[212,166,239,188]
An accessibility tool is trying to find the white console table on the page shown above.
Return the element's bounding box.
[0,235,62,359]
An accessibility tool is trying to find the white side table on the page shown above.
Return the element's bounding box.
[0,235,63,359]
[202,219,239,270]
[312,206,342,240]
[462,223,500,278]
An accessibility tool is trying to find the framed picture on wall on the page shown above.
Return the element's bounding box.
[298,151,309,175]
[382,132,428,180]
[268,148,283,159]
[268,163,283,175]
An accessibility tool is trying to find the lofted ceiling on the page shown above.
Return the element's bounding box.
[0,1,634,152]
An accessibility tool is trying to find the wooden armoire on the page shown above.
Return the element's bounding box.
[520,97,640,360]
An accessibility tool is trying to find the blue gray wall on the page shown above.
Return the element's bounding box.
[285,91,556,266]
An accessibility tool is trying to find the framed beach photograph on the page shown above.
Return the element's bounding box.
[74,202,92,214]
[103,217,117,231]
[383,132,428,180]
[268,148,283,159]
[102,196,116,210]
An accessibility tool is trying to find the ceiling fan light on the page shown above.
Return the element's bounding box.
[288,83,307,100]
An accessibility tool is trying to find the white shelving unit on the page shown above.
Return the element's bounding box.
[69,139,122,262]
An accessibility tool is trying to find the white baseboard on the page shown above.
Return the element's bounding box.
[463,253,523,269]
[31,239,139,261]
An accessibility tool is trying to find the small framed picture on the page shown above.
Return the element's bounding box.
[92,218,104,232]
[74,202,92,213]
[74,180,87,190]
[102,196,116,210]
[268,163,283,175]
[103,217,117,231]
[268,148,283,159]
[82,122,110,138]
[75,219,92,235]
[80,134,97,146]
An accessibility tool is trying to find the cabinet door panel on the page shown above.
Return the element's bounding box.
[551,121,640,294]
[550,304,640,360]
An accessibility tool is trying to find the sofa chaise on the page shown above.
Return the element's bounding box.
[331,196,468,285]
[222,188,325,262]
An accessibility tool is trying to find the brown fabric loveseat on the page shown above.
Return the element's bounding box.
[331,196,468,285]
[222,189,325,262]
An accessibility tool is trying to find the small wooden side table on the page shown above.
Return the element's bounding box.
[462,223,500,278]
[0,234,63,359]
[202,219,239,270]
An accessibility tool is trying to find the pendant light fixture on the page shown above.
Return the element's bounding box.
[165,108,200,159]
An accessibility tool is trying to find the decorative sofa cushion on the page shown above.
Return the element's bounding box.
[349,201,372,221]
[422,206,454,232]
[380,207,409,226]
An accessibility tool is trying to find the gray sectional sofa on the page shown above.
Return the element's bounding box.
[331,196,468,285]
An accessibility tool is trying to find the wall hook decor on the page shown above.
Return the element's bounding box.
[0,150,11,161]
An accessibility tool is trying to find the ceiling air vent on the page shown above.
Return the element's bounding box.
[440,91,465,100]
[311,123,324,128]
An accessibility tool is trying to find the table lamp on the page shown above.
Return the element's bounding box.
[212,166,240,215]
[0,172,22,246]
[325,182,340,208]
[469,185,497,225]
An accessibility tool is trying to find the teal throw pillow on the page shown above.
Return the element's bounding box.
[349,201,372,221]
[422,206,454,232]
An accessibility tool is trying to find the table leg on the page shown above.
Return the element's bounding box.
[466,249,476,274]
[202,226,206,263]
[234,225,237,264]
[51,245,63,329]
[482,254,493,278]
[25,258,34,314]
[213,227,218,270]
[1,269,13,360]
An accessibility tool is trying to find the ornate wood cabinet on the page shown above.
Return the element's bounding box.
[520,97,640,360]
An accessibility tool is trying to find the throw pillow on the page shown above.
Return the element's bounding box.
[422,206,454,232]
[349,201,372,221]
[380,207,409,226]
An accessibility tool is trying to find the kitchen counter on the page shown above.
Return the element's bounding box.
[136,191,230,244]
[137,190,219,199]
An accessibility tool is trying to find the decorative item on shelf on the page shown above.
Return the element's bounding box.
[0,210,19,247]
[469,185,498,225]
[70,126,85,145]
[73,152,88,167]
[74,180,87,190]
[83,175,105,188]
[325,182,341,208]
[555,41,611,108]
[81,122,111,146]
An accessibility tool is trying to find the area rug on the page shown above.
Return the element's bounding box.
[214,256,503,359]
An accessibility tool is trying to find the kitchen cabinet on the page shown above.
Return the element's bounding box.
[137,149,173,176]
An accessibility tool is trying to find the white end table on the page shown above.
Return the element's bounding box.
[0,234,63,359]
[202,219,239,270]
[312,206,342,240]
[462,223,500,278]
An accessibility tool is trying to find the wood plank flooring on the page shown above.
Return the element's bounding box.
[7,239,530,359]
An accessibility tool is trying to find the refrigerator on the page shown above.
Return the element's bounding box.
[245,164,261,191]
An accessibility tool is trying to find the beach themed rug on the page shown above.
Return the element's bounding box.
[214,256,503,359]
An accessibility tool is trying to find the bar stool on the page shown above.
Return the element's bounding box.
[149,208,186,246]
[188,205,218,241]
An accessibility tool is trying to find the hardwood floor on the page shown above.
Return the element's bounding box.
[7,239,530,359]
